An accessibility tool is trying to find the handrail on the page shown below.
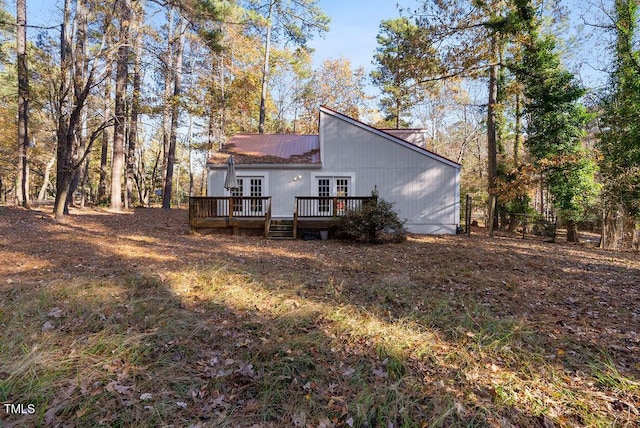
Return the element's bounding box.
[294,196,376,218]
[189,196,272,224]
[293,200,298,238]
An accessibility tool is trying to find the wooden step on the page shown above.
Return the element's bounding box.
[268,219,295,239]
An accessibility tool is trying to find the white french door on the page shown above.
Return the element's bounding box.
[316,177,350,215]
[231,177,264,215]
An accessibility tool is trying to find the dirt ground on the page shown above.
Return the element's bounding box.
[1,205,639,426]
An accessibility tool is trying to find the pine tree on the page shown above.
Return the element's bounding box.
[598,0,640,248]
[513,1,598,242]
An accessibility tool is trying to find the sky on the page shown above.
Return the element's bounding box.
[307,0,415,73]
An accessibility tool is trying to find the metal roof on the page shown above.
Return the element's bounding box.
[209,134,320,165]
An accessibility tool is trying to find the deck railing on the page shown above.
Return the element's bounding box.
[189,196,272,225]
[189,196,375,234]
[295,196,377,218]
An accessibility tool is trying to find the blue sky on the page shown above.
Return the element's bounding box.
[307,0,414,73]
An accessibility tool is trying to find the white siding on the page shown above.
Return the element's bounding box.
[320,110,461,234]
[208,168,317,217]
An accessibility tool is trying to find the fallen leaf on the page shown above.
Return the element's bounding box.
[235,362,256,378]
[47,307,63,318]
[372,367,388,378]
[342,367,356,378]
[42,320,55,332]
[106,381,131,395]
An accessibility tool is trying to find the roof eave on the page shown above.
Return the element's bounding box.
[207,163,323,170]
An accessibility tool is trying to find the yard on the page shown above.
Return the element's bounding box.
[0,206,638,427]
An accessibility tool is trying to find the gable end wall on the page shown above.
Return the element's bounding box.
[320,110,460,234]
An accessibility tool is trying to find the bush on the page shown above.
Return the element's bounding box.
[333,198,407,244]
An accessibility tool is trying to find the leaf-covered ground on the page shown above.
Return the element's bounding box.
[0,206,638,427]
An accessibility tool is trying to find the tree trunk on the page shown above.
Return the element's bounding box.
[187,115,194,197]
[66,0,88,210]
[126,3,143,209]
[97,61,113,205]
[37,151,56,202]
[602,204,627,250]
[566,219,580,243]
[487,43,498,235]
[258,3,273,134]
[161,10,175,193]
[111,0,131,211]
[53,0,73,219]
[162,17,186,209]
[514,91,522,165]
[16,0,29,208]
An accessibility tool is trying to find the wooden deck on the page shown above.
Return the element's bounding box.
[189,196,376,238]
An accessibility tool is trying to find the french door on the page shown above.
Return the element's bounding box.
[230,177,264,215]
[316,177,350,215]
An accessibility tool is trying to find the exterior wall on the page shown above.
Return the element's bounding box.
[207,167,320,217]
[320,110,461,234]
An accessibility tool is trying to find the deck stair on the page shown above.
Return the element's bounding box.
[267,219,295,239]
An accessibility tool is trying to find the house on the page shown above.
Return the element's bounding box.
[189,106,461,238]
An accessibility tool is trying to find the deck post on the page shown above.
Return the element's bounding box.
[293,198,298,239]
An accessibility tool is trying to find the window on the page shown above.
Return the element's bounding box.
[318,178,331,213]
[231,179,244,214]
[316,177,350,215]
[336,178,349,214]
[250,178,263,213]
[230,176,264,215]
[336,178,349,197]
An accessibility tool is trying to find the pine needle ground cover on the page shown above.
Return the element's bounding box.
[0,206,638,427]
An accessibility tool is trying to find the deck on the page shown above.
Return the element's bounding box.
[189,196,376,238]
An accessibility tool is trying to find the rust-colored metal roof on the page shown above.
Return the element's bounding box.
[209,134,320,165]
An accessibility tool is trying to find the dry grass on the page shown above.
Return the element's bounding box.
[0,205,639,427]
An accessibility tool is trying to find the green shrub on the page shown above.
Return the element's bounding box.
[333,198,407,244]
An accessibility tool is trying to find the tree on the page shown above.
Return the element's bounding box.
[0,9,14,202]
[297,57,370,133]
[157,0,227,208]
[53,0,113,219]
[512,1,598,242]
[110,0,131,211]
[125,0,144,209]
[269,47,312,133]
[16,0,28,207]
[371,17,439,129]
[413,0,519,232]
[162,15,186,209]
[597,0,640,249]
[244,0,329,133]
[96,59,112,206]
